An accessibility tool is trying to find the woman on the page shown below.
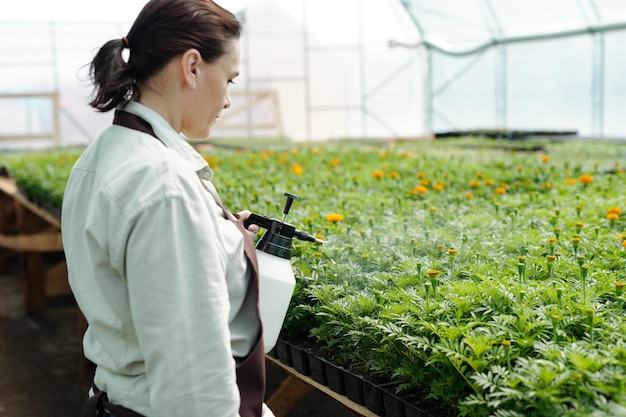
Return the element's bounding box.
[61,1,272,416]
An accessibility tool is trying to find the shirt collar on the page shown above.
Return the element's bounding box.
[119,101,214,180]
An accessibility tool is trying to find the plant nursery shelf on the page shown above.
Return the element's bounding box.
[0,176,68,316]
[267,340,443,417]
[266,355,381,417]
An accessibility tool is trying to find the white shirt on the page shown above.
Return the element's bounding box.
[61,101,259,417]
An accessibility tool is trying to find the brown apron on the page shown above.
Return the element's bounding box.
[82,109,266,417]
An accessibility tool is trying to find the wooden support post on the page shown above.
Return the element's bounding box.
[0,191,17,272]
[22,251,45,315]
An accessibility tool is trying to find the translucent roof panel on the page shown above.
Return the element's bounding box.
[401,0,626,43]
[398,0,626,137]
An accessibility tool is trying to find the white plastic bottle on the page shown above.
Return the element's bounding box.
[244,193,322,353]
[256,250,296,353]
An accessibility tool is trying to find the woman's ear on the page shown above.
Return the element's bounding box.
[180,49,202,89]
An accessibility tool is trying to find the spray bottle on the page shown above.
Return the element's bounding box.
[244,192,323,352]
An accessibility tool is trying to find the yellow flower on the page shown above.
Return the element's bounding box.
[564,178,578,185]
[464,192,475,199]
[426,269,440,277]
[401,151,414,158]
[433,183,444,192]
[469,180,481,188]
[417,171,428,178]
[541,155,551,163]
[495,187,506,195]
[388,171,400,179]
[622,240,626,249]
[420,179,430,186]
[290,163,303,175]
[325,213,344,223]
[579,174,594,184]
[607,207,623,215]
[546,237,558,245]
[546,255,556,263]
[373,170,385,179]
[448,248,458,256]
[484,179,494,186]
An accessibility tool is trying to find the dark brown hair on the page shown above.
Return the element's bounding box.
[89,0,241,112]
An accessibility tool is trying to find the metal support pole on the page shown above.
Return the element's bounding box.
[591,32,605,137]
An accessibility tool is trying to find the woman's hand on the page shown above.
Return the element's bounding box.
[235,210,260,241]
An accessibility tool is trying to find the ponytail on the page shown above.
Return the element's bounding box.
[87,0,241,113]
[88,38,137,112]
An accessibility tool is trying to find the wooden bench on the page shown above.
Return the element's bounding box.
[0,176,68,316]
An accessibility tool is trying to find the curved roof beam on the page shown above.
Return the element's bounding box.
[389,21,626,56]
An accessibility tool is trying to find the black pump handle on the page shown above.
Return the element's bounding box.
[283,192,299,216]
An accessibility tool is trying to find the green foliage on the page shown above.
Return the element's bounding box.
[5,138,626,415]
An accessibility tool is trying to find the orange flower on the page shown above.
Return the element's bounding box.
[464,192,475,199]
[291,163,303,175]
[579,174,593,185]
[607,213,619,221]
[607,207,622,215]
[495,187,506,195]
[373,170,385,179]
[325,213,344,223]
[541,155,551,163]
[411,185,428,194]
[469,180,481,188]
[329,158,341,167]
[433,183,444,192]
[388,171,400,179]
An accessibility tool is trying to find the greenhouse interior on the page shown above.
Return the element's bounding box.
[2,1,626,416]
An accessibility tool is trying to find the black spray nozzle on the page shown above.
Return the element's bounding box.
[243,213,323,245]
[242,192,323,260]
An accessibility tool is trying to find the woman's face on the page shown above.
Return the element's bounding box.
[181,39,240,139]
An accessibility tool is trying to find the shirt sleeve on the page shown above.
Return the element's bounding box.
[125,195,240,417]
